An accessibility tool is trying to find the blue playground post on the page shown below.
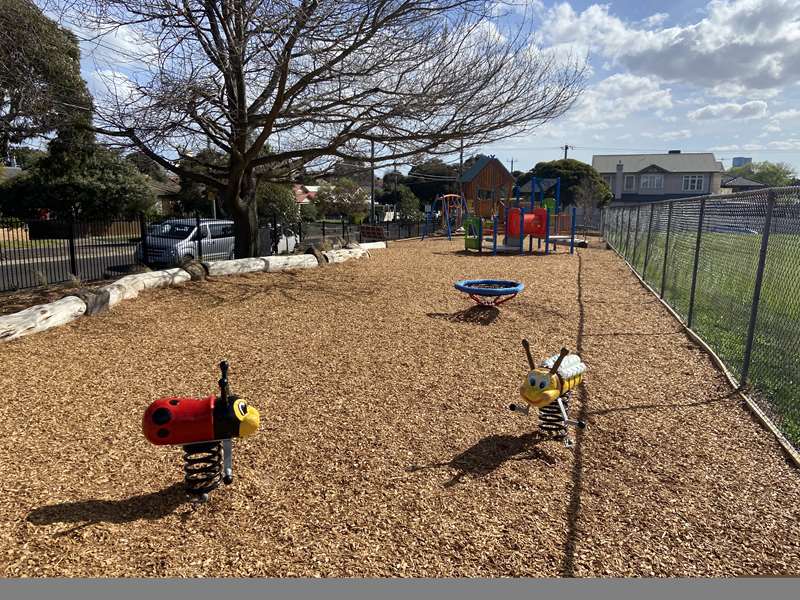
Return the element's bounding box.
[555,178,562,214]
[478,216,483,255]
[545,207,551,255]
[518,207,525,255]
[444,198,452,240]
[492,214,498,256]
[530,177,536,211]
[570,206,577,254]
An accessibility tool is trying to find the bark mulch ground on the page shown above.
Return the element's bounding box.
[0,237,798,577]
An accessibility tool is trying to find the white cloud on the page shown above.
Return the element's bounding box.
[657,129,692,141]
[541,0,800,91]
[642,13,670,27]
[688,100,769,120]
[570,73,672,124]
[772,108,800,120]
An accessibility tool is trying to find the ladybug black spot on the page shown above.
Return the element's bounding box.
[169,399,180,406]
[156,428,169,438]
[152,407,172,425]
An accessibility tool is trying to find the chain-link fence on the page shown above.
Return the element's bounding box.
[603,188,800,450]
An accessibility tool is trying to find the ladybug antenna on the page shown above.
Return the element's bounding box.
[218,360,231,403]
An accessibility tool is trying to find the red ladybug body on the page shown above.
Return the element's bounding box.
[143,395,216,446]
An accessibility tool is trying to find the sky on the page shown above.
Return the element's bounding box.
[473,0,800,175]
[66,0,800,176]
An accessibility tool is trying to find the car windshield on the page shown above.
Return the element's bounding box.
[148,223,195,239]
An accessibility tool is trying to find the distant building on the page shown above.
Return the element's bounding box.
[592,150,724,203]
[732,157,753,168]
[720,175,766,193]
[293,184,320,205]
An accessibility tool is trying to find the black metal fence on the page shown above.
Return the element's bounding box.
[602,188,800,450]
[0,213,431,293]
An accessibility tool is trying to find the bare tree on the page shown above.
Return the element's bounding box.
[52,0,586,257]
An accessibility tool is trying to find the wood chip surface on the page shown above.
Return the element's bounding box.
[0,237,798,577]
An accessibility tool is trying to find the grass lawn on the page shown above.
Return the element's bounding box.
[609,209,800,446]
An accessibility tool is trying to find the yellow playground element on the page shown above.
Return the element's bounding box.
[509,341,587,447]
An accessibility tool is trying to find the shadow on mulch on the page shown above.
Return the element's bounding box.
[426,305,500,325]
[27,483,185,533]
[407,432,556,488]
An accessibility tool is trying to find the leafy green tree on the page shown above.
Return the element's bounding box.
[300,202,318,222]
[0,0,91,159]
[314,179,369,221]
[405,158,458,203]
[9,147,47,168]
[171,149,226,216]
[727,161,795,187]
[396,185,422,223]
[126,151,168,182]
[256,182,297,223]
[517,159,612,208]
[1,128,156,219]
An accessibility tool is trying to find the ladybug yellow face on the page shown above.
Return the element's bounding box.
[232,398,260,437]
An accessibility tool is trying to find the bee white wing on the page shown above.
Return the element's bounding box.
[542,354,587,378]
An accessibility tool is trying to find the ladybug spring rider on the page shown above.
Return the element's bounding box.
[143,361,260,502]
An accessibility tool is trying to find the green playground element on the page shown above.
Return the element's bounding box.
[464,216,483,251]
[541,197,556,212]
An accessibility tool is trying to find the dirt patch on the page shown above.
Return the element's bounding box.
[0,237,798,577]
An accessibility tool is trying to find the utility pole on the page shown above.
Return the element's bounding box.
[562,144,574,160]
[458,138,464,198]
[394,161,399,213]
[510,158,515,173]
[370,140,375,224]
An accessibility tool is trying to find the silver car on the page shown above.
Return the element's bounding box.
[135,218,298,266]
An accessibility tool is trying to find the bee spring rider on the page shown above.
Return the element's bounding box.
[509,340,587,447]
[142,361,260,502]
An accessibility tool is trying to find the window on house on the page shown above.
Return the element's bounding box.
[640,174,664,190]
[603,175,613,188]
[623,175,635,191]
[682,175,705,192]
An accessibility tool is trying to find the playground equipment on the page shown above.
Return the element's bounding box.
[454,278,524,306]
[422,194,469,241]
[143,361,261,502]
[463,177,586,256]
[508,341,587,448]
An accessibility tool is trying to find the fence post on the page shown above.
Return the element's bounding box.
[631,206,641,268]
[642,205,655,276]
[741,190,776,386]
[195,213,203,260]
[687,198,706,329]
[68,214,78,277]
[138,212,150,267]
[322,220,326,242]
[623,207,633,257]
[659,202,673,298]
[298,220,302,243]
[600,208,605,239]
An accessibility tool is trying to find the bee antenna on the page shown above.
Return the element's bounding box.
[218,360,230,402]
[521,339,535,370]
[548,348,570,375]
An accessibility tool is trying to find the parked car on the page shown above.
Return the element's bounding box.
[135,219,236,266]
[135,218,300,266]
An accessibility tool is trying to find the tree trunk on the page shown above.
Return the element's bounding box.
[225,168,259,259]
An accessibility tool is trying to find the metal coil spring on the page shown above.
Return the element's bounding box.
[183,441,223,501]
[538,395,568,437]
